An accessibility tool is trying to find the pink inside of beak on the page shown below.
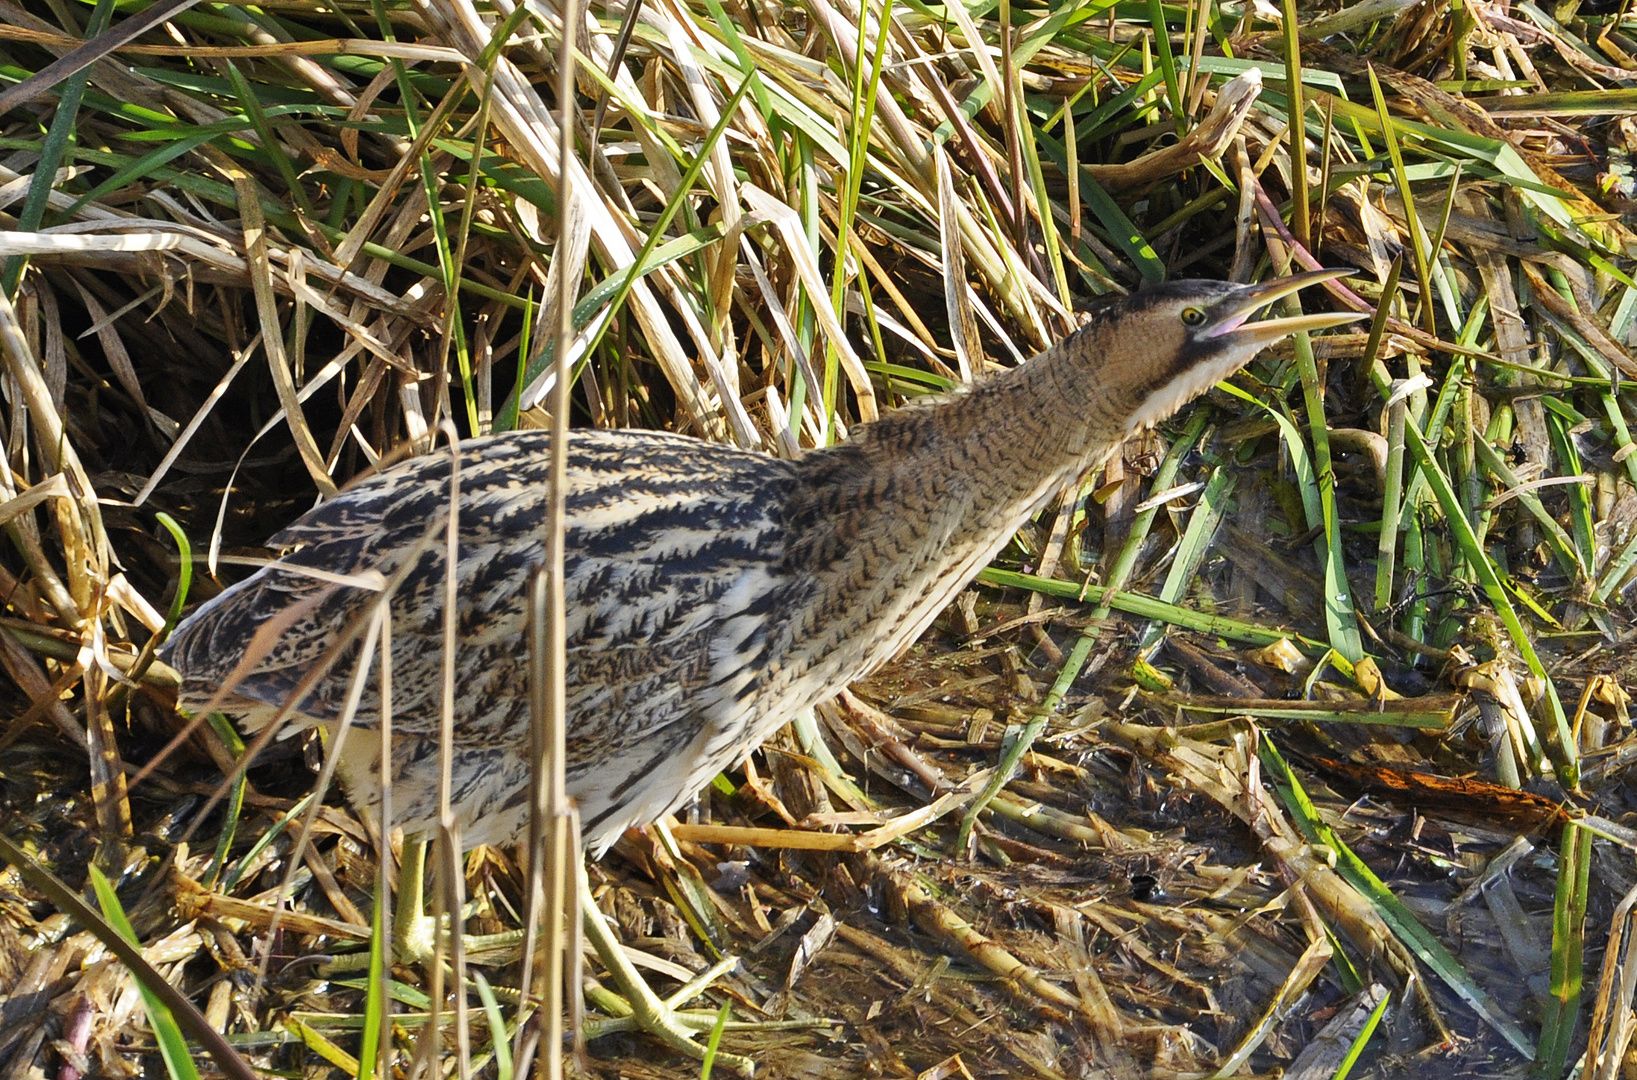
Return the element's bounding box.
[1203,310,1253,339]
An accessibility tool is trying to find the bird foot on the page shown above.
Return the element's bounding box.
[579,871,756,1076]
[317,916,526,974]
[320,837,531,975]
[582,953,755,1076]
[396,913,529,967]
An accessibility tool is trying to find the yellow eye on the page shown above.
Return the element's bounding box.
[1181,307,1207,327]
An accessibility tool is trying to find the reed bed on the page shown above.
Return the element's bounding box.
[1,0,1636,1076]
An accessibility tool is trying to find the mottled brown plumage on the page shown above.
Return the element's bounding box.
[160,273,1356,1068]
[163,274,1355,854]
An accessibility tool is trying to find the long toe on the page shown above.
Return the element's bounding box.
[579,870,754,1075]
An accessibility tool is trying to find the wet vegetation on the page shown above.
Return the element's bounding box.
[2,0,1637,1076]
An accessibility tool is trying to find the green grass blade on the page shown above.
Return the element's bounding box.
[0,836,254,1080]
[3,0,116,297]
[1137,465,1234,652]
[221,58,314,218]
[1544,405,1600,582]
[1367,66,1436,335]
[1536,821,1592,1076]
[1259,737,1535,1058]
[1219,380,1364,661]
[473,971,514,1080]
[1333,988,1391,1080]
[1078,173,1164,282]
[977,566,1328,651]
[1144,0,1182,127]
[153,513,193,634]
[1396,399,1575,784]
[698,1000,733,1080]
[558,71,759,394]
[220,792,315,893]
[1278,0,1309,247]
[202,714,247,890]
[355,863,392,1080]
[88,865,203,1080]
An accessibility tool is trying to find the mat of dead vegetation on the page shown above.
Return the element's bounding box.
[2,0,1637,1077]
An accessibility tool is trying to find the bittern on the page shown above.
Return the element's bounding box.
[161,271,1359,1069]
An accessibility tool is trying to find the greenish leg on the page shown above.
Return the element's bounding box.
[578,865,755,1076]
[327,841,756,1073]
[325,835,523,971]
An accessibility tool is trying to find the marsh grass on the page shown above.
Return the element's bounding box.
[0,0,1636,1076]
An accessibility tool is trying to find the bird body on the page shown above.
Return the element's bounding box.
[162,275,1357,855]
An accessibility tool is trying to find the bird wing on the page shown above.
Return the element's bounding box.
[161,430,802,756]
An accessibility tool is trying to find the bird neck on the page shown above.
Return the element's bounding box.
[783,328,1148,680]
[857,328,1142,516]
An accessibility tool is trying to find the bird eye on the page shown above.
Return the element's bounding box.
[1181,307,1207,327]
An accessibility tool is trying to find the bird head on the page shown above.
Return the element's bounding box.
[1095,269,1364,437]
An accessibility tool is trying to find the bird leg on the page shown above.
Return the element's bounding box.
[326,843,756,1073]
[323,836,523,973]
[579,865,756,1076]
[392,835,435,961]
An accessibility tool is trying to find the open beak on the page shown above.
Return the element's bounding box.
[1205,268,1366,345]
